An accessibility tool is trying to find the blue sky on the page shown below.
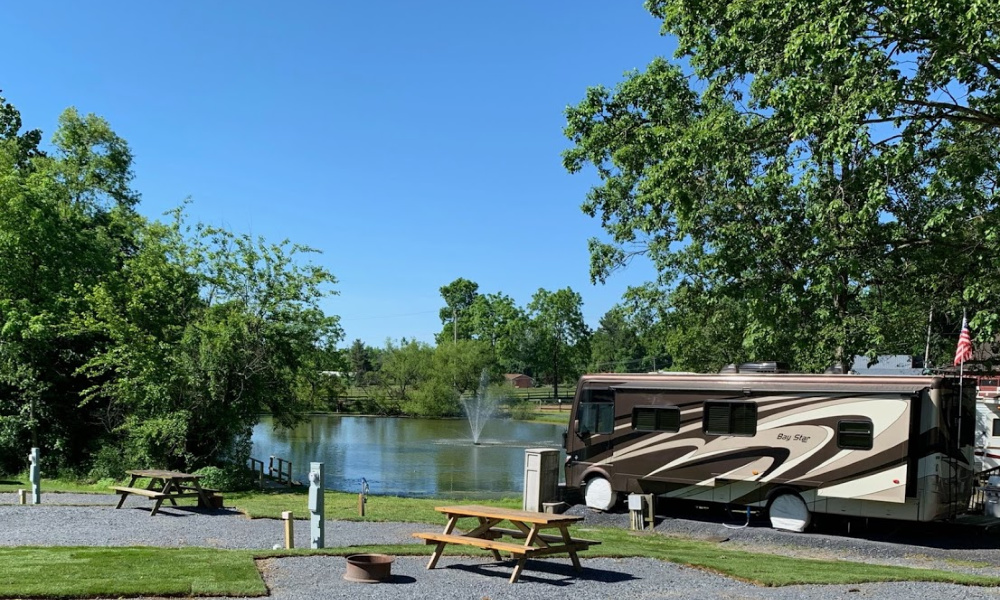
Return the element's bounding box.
[3,2,673,347]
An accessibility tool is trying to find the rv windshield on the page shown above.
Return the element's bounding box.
[578,389,614,436]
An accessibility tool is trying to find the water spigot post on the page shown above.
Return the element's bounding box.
[308,462,324,548]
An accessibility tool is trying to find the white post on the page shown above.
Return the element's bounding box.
[308,462,324,548]
[28,448,40,504]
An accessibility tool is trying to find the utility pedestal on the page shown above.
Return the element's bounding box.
[628,493,654,530]
[28,448,40,505]
[308,462,324,548]
[523,448,559,512]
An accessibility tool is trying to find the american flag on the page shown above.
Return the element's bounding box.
[954,317,973,366]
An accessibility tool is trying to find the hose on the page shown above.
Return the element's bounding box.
[724,506,752,529]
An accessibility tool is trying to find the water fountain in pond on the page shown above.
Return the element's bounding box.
[461,370,501,445]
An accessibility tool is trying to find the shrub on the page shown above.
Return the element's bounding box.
[88,445,132,481]
[406,379,462,417]
[192,464,256,491]
[507,400,536,421]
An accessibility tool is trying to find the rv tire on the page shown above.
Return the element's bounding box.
[583,475,617,511]
[767,491,811,532]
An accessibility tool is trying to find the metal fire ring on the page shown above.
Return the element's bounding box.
[343,553,394,583]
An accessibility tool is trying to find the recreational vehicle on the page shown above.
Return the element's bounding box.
[563,372,976,532]
[975,382,1000,472]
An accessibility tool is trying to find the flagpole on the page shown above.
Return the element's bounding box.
[958,309,966,453]
[924,306,933,370]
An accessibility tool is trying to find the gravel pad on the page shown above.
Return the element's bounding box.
[0,498,426,549]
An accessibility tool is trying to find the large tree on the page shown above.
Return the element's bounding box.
[373,339,433,415]
[0,99,140,472]
[79,211,341,471]
[589,306,647,373]
[0,90,43,167]
[466,292,530,374]
[347,339,374,385]
[564,1,1000,371]
[406,339,493,418]
[436,277,479,345]
[1,93,342,475]
[526,288,590,399]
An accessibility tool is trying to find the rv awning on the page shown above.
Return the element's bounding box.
[596,374,942,395]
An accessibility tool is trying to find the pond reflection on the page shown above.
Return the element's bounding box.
[251,415,566,498]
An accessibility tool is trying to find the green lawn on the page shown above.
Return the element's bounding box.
[227,488,523,521]
[582,528,1000,587]
[0,473,522,521]
[0,547,266,598]
[0,475,117,494]
[524,408,572,424]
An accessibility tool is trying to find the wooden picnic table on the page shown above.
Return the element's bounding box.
[112,469,213,516]
[412,504,599,583]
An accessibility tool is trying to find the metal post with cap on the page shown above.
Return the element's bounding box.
[308,462,324,548]
[28,448,40,504]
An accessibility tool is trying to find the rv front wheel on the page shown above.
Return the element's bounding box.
[767,492,811,532]
[584,476,617,511]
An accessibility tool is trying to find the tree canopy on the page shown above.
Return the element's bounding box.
[564,0,1000,371]
[1,95,141,471]
[436,277,479,344]
[526,288,590,398]
[0,93,340,475]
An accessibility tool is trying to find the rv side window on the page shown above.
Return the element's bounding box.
[632,406,680,432]
[993,419,1000,437]
[578,389,614,435]
[703,402,757,436]
[837,420,873,450]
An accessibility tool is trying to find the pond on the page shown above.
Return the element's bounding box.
[251,414,567,498]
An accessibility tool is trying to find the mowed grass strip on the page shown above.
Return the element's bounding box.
[0,475,522,523]
[0,547,266,598]
[226,488,522,521]
[585,528,1000,587]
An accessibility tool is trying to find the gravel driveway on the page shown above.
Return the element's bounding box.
[0,493,425,549]
[3,492,1000,599]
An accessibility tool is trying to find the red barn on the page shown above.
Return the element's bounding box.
[504,373,534,389]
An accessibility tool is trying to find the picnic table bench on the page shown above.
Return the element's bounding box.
[112,469,218,516]
[412,504,599,583]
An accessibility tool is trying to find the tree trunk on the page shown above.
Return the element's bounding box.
[834,269,849,372]
[553,338,560,401]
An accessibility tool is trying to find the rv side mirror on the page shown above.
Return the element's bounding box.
[574,418,587,438]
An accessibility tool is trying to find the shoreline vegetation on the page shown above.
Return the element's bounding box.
[299,399,572,425]
[322,384,574,417]
[2,479,1000,595]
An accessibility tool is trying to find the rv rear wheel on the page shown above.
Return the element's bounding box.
[767,492,811,532]
[583,475,617,511]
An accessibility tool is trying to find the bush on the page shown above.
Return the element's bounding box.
[405,379,462,417]
[88,445,132,481]
[192,464,256,491]
[507,400,536,421]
